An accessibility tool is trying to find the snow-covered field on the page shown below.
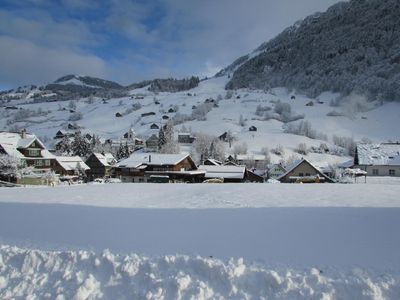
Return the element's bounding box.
[1,183,400,299]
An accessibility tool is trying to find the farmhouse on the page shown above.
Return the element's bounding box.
[113,153,204,183]
[85,153,116,180]
[0,130,90,179]
[354,143,400,177]
[277,158,334,183]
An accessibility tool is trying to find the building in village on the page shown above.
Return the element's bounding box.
[113,153,205,183]
[145,134,159,151]
[178,133,195,144]
[354,143,400,177]
[268,163,287,179]
[0,131,90,182]
[85,153,116,180]
[198,158,264,183]
[277,158,334,183]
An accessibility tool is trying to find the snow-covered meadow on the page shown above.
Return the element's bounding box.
[1,183,400,299]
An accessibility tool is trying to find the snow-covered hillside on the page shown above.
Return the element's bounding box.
[1,76,400,167]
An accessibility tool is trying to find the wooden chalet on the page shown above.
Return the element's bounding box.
[277,158,334,183]
[0,131,90,179]
[85,153,116,180]
[113,153,205,183]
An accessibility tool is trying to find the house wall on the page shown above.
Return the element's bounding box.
[86,155,108,179]
[357,165,400,177]
[280,162,325,183]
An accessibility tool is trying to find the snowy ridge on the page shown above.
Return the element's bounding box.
[0,245,398,300]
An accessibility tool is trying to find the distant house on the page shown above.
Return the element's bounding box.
[219,132,228,142]
[178,133,195,144]
[198,165,246,183]
[145,134,159,151]
[123,128,136,140]
[114,153,204,183]
[291,95,296,100]
[162,115,169,120]
[115,112,123,117]
[249,126,257,132]
[54,130,73,139]
[277,158,334,183]
[150,123,160,130]
[141,112,156,117]
[268,164,287,179]
[168,108,176,113]
[306,101,314,106]
[354,143,400,177]
[85,153,116,180]
[67,123,79,130]
[203,158,222,166]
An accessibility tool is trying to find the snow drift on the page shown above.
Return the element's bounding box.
[0,245,399,300]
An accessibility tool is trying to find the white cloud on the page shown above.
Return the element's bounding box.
[0,36,106,86]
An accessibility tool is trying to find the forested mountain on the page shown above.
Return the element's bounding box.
[224,0,400,102]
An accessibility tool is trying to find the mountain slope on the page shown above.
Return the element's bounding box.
[225,0,400,101]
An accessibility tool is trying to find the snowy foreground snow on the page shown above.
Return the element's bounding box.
[1,183,400,299]
[1,245,399,300]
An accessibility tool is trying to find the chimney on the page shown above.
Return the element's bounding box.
[20,128,26,139]
[149,154,151,163]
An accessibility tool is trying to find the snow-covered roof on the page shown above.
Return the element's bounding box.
[116,153,190,168]
[55,156,90,171]
[0,132,45,158]
[356,143,400,166]
[93,153,115,166]
[198,165,246,179]
[204,158,222,166]
[277,158,333,182]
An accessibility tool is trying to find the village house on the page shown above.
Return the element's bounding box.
[268,163,287,179]
[0,130,90,180]
[85,152,116,180]
[150,123,160,130]
[354,143,400,177]
[277,158,334,183]
[178,133,195,144]
[145,134,159,151]
[113,153,205,183]
[249,126,257,132]
[198,164,263,183]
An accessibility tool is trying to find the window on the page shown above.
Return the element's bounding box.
[45,160,51,166]
[306,173,311,176]
[389,169,396,176]
[299,172,304,177]
[34,160,43,167]
[372,169,379,176]
[28,149,40,157]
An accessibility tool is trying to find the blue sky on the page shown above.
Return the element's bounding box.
[0,0,341,89]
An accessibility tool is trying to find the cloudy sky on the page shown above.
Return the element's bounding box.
[0,0,341,89]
